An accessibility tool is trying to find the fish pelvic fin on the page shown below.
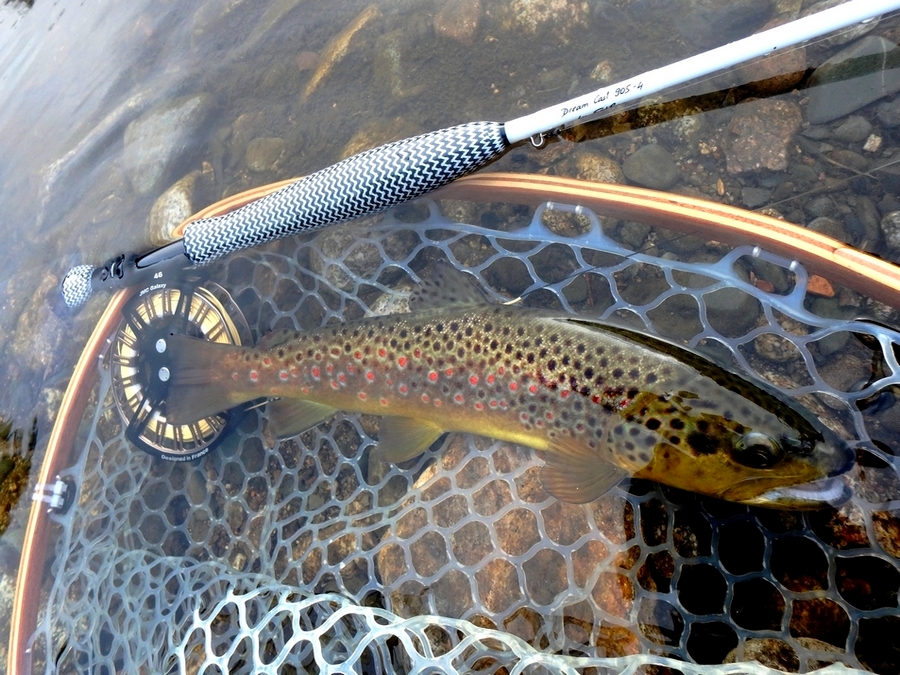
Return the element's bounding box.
[163,335,247,424]
[408,262,489,312]
[539,435,629,504]
[267,399,338,438]
[373,416,444,463]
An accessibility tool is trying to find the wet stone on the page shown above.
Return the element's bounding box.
[832,115,873,143]
[123,92,215,196]
[725,638,799,672]
[245,137,286,173]
[789,598,850,649]
[499,0,591,44]
[809,502,871,550]
[726,99,801,174]
[430,569,473,617]
[409,530,449,577]
[449,520,493,566]
[523,548,567,605]
[571,539,609,587]
[807,36,900,124]
[434,0,481,45]
[622,143,681,189]
[148,170,201,246]
[591,571,634,619]
[637,598,684,646]
[475,558,521,613]
[495,507,540,556]
[571,150,625,185]
[595,623,641,657]
[881,211,900,256]
[541,500,590,545]
[835,555,900,610]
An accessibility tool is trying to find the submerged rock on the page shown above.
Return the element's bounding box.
[148,170,201,246]
[434,0,482,45]
[123,93,215,196]
[725,99,801,174]
[622,144,680,189]
[807,36,900,124]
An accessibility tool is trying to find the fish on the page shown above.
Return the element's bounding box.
[162,264,854,507]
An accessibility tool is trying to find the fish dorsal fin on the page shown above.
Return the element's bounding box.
[267,399,338,438]
[256,329,295,350]
[373,416,445,463]
[539,435,629,504]
[408,263,489,312]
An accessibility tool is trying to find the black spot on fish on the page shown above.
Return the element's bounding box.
[646,418,661,430]
[645,373,658,384]
[577,343,585,354]
[612,368,623,378]
[669,419,685,430]
[562,355,570,366]
[580,386,590,397]
[629,368,640,379]
[548,360,557,371]
[639,451,651,462]
[687,431,718,455]
[629,427,640,437]
[628,388,639,399]
[505,344,513,354]
[625,441,635,451]
[517,327,525,337]
[527,353,535,364]
[540,348,548,358]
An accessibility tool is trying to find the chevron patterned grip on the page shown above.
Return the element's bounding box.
[183,121,509,264]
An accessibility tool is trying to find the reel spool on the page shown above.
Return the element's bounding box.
[107,282,251,461]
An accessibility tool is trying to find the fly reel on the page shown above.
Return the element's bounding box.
[107,283,251,461]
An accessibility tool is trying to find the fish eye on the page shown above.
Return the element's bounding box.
[733,432,784,469]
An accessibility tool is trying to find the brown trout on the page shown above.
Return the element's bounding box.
[163,265,853,507]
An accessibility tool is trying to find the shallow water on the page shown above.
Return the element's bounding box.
[2,0,900,672]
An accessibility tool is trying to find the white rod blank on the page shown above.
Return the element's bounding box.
[504,0,900,144]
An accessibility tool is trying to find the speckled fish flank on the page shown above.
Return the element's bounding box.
[164,265,853,507]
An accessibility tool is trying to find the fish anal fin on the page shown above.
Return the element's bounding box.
[267,399,338,438]
[539,435,629,504]
[408,262,489,312]
[374,416,444,463]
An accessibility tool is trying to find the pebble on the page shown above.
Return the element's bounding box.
[832,115,872,143]
[805,196,835,219]
[148,170,201,245]
[880,211,900,254]
[807,36,900,124]
[726,99,801,174]
[245,137,286,173]
[741,187,771,209]
[434,0,481,45]
[571,150,625,184]
[123,93,215,196]
[374,29,427,100]
[302,4,382,102]
[675,0,773,50]
[622,144,680,189]
[499,0,591,44]
[875,98,900,127]
[806,216,847,242]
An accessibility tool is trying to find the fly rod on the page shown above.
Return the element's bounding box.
[60,0,900,310]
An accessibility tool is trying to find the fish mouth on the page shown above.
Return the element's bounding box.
[737,476,852,510]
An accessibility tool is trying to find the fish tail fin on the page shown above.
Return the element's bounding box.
[163,334,248,424]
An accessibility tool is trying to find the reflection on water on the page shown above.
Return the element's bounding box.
[1,0,900,672]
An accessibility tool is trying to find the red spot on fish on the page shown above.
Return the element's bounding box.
[397,356,407,368]
[387,378,393,386]
[378,348,387,358]
[445,368,454,377]
[331,347,340,356]
[291,367,299,376]
[422,394,429,403]
[529,384,538,394]
[561,390,570,398]
[366,371,375,381]
[469,375,479,386]
[428,371,438,382]
[358,392,367,400]
[354,350,362,360]
[435,399,442,407]
[618,399,630,409]
[301,387,310,394]
[347,365,355,374]
[311,367,321,379]
[520,412,529,422]
[399,384,408,395]
[454,393,464,404]
[263,357,271,366]
[315,352,322,361]
[474,402,484,411]
[232,372,239,380]
[326,364,334,375]
[536,419,544,428]
[279,371,289,381]
[487,374,495,384]
[509,382,518,392]
[591,394,600,403]
[414,348,421,358]
[489,399,498,408]
[545,412,554,420]
[250,370,259,381]
[498,366,505,375]
[331,381,339,389]
[380,398,388,406]
[338,373,346,383]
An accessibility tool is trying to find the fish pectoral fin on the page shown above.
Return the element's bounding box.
[539,436,629,503]
[267,399,338,438]
[374,416,445,463]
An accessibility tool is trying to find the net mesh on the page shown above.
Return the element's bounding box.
[30,197,900,674]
